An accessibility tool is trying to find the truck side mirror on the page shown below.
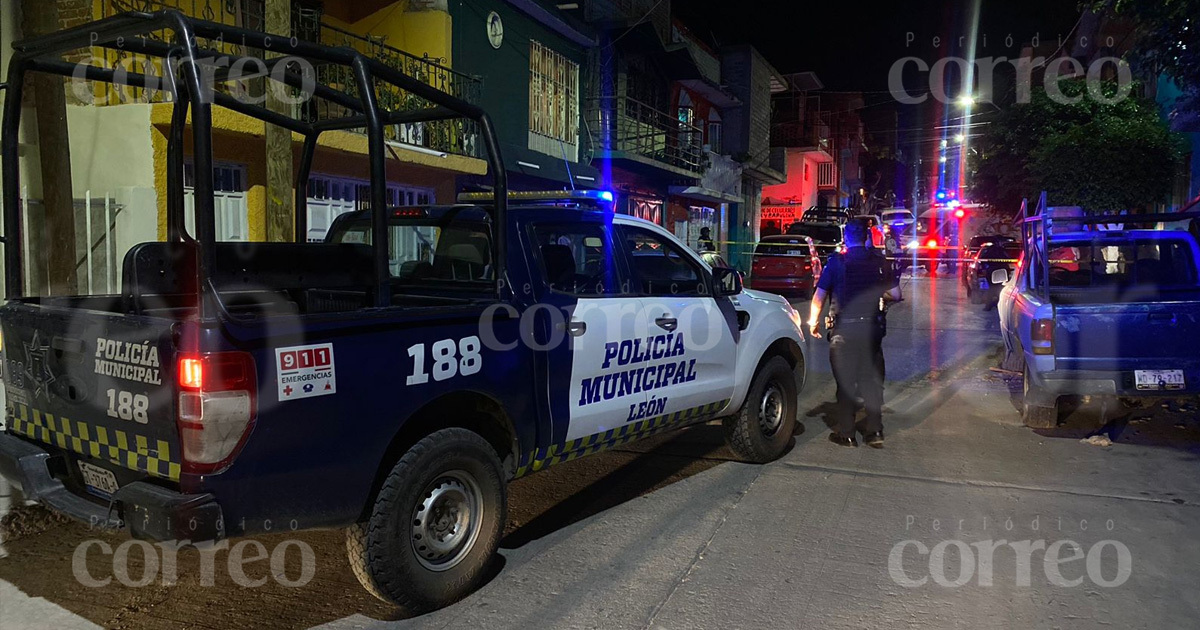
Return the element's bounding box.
[713,267,743,297]
[991,269,1010,285]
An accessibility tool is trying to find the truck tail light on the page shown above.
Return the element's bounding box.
[177,352,257,474]
[1031,319,1055,355]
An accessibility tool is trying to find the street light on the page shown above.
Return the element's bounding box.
[957,95,976,108]
[954,133,965,143]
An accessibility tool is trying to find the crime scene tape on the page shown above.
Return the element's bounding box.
[710,240,1029,263]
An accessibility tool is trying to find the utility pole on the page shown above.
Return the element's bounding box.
[22,1,77,295]
[264,0,294,242]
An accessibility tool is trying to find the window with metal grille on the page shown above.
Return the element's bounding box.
[817,162,837,188]
[183,162,249,241]
[305,175,434,242]
[529,40,580,160]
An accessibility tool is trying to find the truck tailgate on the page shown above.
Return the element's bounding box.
[1055,301,1200,372]
[2,303,182,486]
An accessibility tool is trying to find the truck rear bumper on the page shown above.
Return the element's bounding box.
[0,432,223,542]
[1032,369,1200,402]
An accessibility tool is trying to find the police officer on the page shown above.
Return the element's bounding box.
[807,219,902,448]
[697,227,716,252]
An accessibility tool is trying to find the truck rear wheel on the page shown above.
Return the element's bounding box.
[1022,367,1059,429]
[347,428,506,612]
[724,356,798,463]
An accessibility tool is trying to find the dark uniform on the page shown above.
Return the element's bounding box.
[816,246,899,439]
[698,228,716,252]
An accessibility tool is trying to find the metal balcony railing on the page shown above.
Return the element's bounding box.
[295,14,483,157]
[586,96,706,175]
[770,113,831,151]
[96,0,483,158]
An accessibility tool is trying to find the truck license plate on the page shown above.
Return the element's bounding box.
[1135,369,1185,391]
[78,461,119,496]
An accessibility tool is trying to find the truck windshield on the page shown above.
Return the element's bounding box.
[331,220,494,285]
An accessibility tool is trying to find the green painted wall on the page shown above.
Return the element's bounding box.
[450,0,590,179]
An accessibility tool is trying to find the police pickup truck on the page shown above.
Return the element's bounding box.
[0,10,807,613]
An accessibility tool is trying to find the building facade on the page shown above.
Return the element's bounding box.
[450,0,600,191]
[2,0,487,296]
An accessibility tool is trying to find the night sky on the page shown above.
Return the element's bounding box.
[674,0,1084,91]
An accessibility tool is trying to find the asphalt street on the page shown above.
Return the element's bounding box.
[3,274,1200,629]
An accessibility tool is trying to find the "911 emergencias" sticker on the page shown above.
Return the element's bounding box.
[276,343,336,401]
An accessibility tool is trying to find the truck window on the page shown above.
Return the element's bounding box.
[330,219,493,285]
[531,224,625,295]
[621,227,709,296]
[1034,239,1199,302]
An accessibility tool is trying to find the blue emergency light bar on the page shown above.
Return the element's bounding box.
[457,190,615,206]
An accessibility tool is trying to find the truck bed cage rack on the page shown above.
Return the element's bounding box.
[1019,192,1200,300]
[1,9,508,318]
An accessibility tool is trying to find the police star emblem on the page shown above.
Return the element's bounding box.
[23,331,56,400]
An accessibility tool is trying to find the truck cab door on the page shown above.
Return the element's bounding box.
[617,225,737,419]
[528,222,645,446]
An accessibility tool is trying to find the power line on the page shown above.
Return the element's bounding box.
[605,0,667,49]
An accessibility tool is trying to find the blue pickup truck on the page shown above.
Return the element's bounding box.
[998,198,1200,427]
[0,11,807,612]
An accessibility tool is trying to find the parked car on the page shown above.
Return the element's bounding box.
[749,235,824,297]
[960,235,1015,285]
[881,208,916,229]
[998,201,1200,428]
[786,221,844,262]
[966,240,1023,305]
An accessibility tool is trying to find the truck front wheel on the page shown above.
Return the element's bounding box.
[724,356,798,463]
[347,428,506,612]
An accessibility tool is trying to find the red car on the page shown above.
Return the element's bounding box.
[749,235,824,297]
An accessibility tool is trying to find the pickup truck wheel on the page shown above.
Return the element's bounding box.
[346,428,506,612]
[1022,367,1059,429]
[724,356,797,463]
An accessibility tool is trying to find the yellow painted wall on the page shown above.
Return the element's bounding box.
[149,105,484,241]
[323,1,453,67]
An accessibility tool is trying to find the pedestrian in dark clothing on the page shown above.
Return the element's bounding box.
[807,220,902,448]
[698,227,716,252]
